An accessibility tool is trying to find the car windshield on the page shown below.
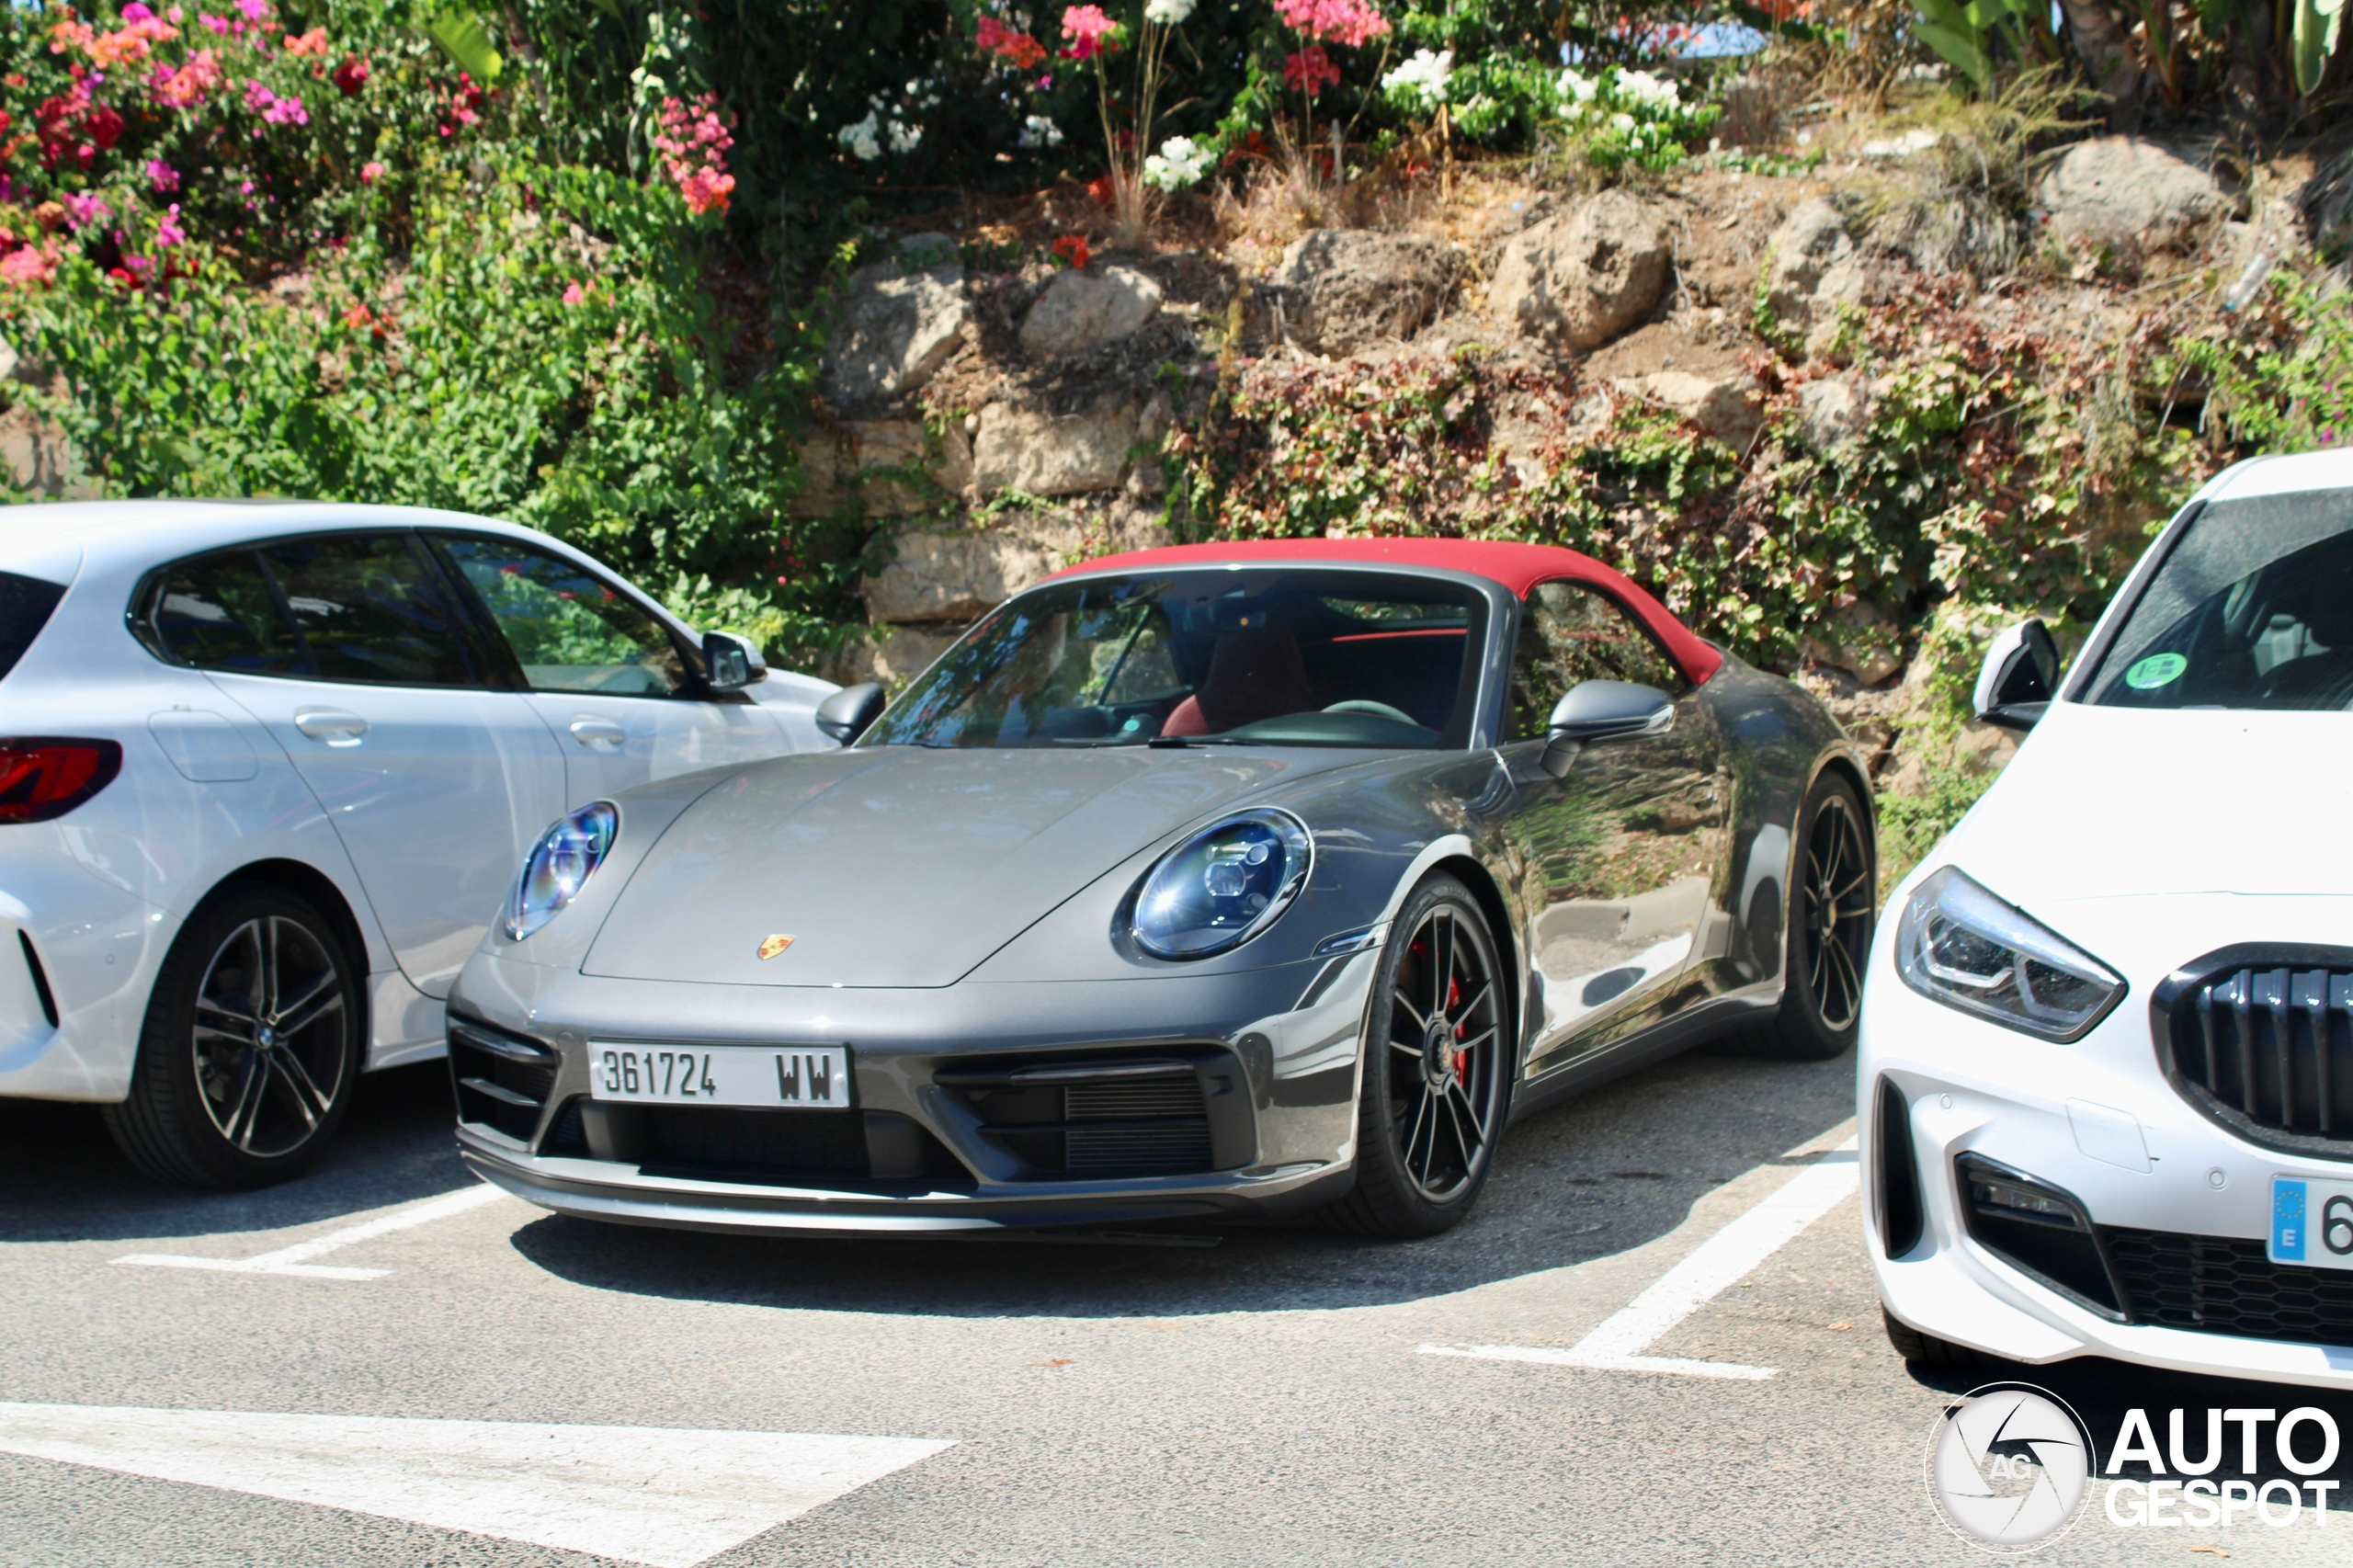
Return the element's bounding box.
[861,568,1486,749]
[2087,489,2353,711]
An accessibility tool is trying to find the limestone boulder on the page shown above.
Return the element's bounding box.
[1486,191,1669,353]
[1019,266,1164,359]
[792,419,972,517]
[1626,369,1764,450]
[1268,231,1459,357]
[1795,376,1870,451]
[2038,138,2232,256]
[1762,199,1855,326]
[820,262,970,409]
[972,397,1141,496]
[1797,598,1903,687]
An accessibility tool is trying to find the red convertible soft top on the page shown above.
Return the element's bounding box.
[1051,537,1723,686]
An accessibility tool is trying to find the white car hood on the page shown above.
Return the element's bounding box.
[1945,700,2353,904]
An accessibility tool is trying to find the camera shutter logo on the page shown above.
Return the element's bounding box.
[1924,1383,2096,1550]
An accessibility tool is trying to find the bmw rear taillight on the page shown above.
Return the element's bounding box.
[0,739,123,824]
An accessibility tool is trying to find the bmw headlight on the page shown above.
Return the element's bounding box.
[1129,809,1313,960]
[1894,866,2124,1042]
[504,801,619,941]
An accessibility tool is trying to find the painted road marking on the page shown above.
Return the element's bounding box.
[114,1183,509,1280]
[0,1403,953,1568]
[1420,1135,1861,1380]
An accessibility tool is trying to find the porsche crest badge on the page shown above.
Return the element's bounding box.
[756,934,796,960]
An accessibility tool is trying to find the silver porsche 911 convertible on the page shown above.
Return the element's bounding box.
[446,539,1874,1238]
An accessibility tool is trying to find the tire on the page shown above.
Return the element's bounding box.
[1713,770,1875,1062]
[1883,1307,1992,1371]
[1322,874,1513,1239]
[103,883,362,1189]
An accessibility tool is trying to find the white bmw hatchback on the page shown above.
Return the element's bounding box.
[1864,450,2353,1389]
[0,501,838,1187]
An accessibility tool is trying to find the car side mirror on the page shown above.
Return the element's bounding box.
[701,631,767,693]
[815,681,885,744]
[1541,680,1673,778]
[1973,619,2058,733]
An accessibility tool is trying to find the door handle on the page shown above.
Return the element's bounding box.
[569,717,628,750]
[292,708,369,745]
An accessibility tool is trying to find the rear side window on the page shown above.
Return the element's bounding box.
[135,551,307,675]
[0,570,67,683]
[259,534,478,687]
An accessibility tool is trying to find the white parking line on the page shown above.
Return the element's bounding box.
[1420,1135,1860,1380]
[113,1183,509,1281]
[0,1403,953,1568]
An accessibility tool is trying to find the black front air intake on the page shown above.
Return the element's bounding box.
[1874,1076,1924,1259]
[1955,1153,2124,1318]
[2154,947,2353,1158]
[2102,1227,2353,1348]
[937,1056,1232,1178]
[448,1018,560,1144]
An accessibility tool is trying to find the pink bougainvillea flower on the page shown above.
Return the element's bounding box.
[146,157,178,192]
[263,91,306,124]
[651,92,736,214]
[0,244,57,287]
[155,203,187,246]
[60,190,110,231]
[283,26,327,55]
[1058,5,1118,59]
[149,48,222,107]
[562,281,585,305]
[198,12,229,34]
[122,3,155,19]
[359,160,384,183]
[1274,0,1390,46]
[1282,46,1341,96]
[235,0,269,22]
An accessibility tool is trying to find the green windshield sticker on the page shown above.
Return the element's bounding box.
[2125,652,2188,689]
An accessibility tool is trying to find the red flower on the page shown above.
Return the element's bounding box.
[1051,233,1091,270]
[976,16,1048,70]
[1283,47,1340,97]
[331,55,368,96]
[1086,175,1116,207]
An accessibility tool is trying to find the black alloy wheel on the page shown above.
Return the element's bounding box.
[104,883,360,1188]
[1324,873,1511,1237]
[1716,772,1876,1062]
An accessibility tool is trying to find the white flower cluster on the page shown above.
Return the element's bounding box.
[1381,48,1452,110]
[1018,114,1064,148]
[840,86,937,161]
[1142,135,1212,190]
[1142,0,1195,22]
[1614,69,1678,108]
[1552,63,1711,171]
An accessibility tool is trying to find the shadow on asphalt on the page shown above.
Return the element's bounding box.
[502,1048,1859,1316]
[1909,1357,2353,1494]
[0,1062,473,1244]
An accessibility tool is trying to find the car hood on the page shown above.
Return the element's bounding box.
[581,745,1334,988]
[1945,700,2353,904]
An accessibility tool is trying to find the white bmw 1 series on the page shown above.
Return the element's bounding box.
[1864,449,2353,1389]
[0,501,839,1188]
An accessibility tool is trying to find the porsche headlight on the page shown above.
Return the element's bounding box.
[504,801,618,941]
[1130,809,1313,960]
[1894,866,2124,1042]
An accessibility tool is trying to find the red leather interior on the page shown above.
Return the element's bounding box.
[1158,627,1321,736]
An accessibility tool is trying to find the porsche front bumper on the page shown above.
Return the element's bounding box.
[446,947,1376,1235]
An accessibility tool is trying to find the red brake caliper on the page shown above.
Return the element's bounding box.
[1448,975,1469,1081]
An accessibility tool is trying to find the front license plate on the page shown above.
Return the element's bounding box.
[587,1044,852,1109]
[2268,1175,2353,1269]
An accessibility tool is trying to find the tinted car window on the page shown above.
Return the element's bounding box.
[865,569,1485,749]
[1506,580,1689,741]
[2088,491,2353,710]
[135,551,308,676]
[437,536,688,698]
[261,534,476,687]
[0,570,67,682]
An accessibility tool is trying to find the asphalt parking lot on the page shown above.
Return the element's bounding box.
[5,1051,2352,1567]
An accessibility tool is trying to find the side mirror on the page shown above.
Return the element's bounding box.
[814,681,885,744]
[1541,680,1673,777]
[701,631,767,693]
[1973,619,2058,733]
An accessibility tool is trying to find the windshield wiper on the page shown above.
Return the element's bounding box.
[1147,734,1250,747]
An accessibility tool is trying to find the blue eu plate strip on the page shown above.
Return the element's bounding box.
[2273,1177,2308,1262]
